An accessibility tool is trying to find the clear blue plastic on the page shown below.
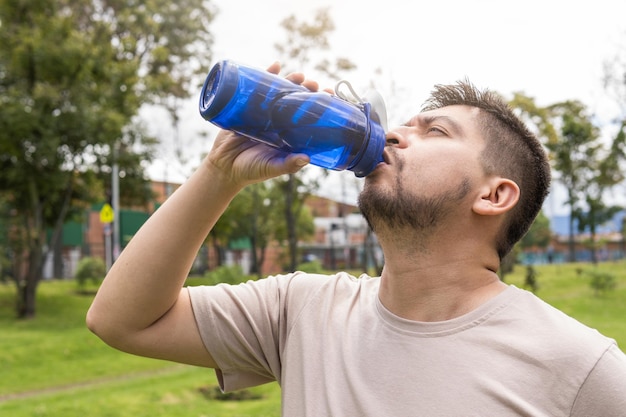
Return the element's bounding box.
[199,60,385,177]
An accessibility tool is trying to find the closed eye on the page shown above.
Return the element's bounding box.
[426,126,447,135]
[419,114,462,138]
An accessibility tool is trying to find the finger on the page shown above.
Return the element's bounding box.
[285,72,306,84]
[283,153,310,174]
[301,79,320,92]
[266,61,281,75]
[285,73,320,92]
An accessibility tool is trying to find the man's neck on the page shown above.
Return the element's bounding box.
[378,265,507,322]
[376,231,506,322]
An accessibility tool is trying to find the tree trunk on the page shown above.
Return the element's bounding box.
[250,234,259,277]
[590,226,598,265]
[53,229,64,278]
[257,245,267,279]
[363,227,382,276]
[209,234,227,268]
[16,174,75,316]
[17,245,43,318]
[285,174,298,271]
[250,185,260,277]
[568,213,576,262]
[361,230,369,273]
[16,179,46,318]
[50,177,75,279]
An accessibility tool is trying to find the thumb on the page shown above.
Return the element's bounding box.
[283,153,310,174]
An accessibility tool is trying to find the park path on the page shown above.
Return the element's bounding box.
[0,364,187,403]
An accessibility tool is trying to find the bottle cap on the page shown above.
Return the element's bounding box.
[199,60,240,120]
[349,102,386,177]
[362,89,388,132]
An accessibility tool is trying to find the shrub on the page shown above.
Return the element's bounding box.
[203,264,249,285]
[586,270,617,296]
[524,265,539,293]
[198,385,263,401]
[296,259,326,274]
[74,256,106,289]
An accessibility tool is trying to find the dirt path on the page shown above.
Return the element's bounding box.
[0,365,187,403]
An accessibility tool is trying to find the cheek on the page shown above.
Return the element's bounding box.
[401,153,476,193]
[413,147,477,176]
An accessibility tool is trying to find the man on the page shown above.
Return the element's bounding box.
[87,64,626,416]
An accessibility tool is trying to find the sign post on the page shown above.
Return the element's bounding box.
[100,204,114,270]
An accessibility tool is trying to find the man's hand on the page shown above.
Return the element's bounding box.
[204,62,322,188]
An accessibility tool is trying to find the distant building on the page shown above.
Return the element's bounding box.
[46,182,382,278]
[300,195,382,272]
[522,211,625,264]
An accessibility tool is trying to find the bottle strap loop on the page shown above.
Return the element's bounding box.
[335,80,388,132]
[335,80,365,104]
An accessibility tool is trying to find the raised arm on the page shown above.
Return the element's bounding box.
[86,64,313,367]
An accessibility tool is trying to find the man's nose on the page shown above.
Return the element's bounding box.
[385,127,411,148]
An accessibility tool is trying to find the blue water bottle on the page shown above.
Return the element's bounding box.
[199,60,386,177]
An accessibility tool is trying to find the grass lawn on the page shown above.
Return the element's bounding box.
[0,276,282,417]
[0,365,281,417]
[1,262,624,416]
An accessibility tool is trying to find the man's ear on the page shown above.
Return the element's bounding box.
[473,178,520,216]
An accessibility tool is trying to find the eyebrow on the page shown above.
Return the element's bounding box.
[405,114,465,136]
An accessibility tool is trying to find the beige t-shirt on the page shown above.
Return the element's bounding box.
[188,272,626,416]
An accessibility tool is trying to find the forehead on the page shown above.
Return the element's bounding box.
[409,105,482,128]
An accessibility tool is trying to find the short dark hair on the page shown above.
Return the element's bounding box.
[422,80,551,260]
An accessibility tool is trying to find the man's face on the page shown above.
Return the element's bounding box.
[358,105,487,232]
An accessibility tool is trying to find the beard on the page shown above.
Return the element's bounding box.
[358,160,472,234]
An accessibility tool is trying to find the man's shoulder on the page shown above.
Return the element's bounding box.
[279,271,379,295]
[505,285,616,352]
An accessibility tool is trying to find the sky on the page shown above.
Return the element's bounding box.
[143,0,626,215]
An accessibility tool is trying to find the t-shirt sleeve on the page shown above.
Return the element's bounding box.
[571,343,626,416]
[187,273,324,392]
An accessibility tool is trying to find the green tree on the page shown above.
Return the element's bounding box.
[571,120,624,264]
[549,101,601,261]
[573,196,621,264]
[270,179,316,271]
[506,93,555,273]
[274,8,356,271]
[0,0,214,317]
[510,93,626,262]
[602,36,626,261]
[212,181,315,278]
[519,211,552,250]
[510,95,615,262]
[214,183,278,278]
[509,92,559,145]
[551,101,625,263]
[621,215,626,258]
